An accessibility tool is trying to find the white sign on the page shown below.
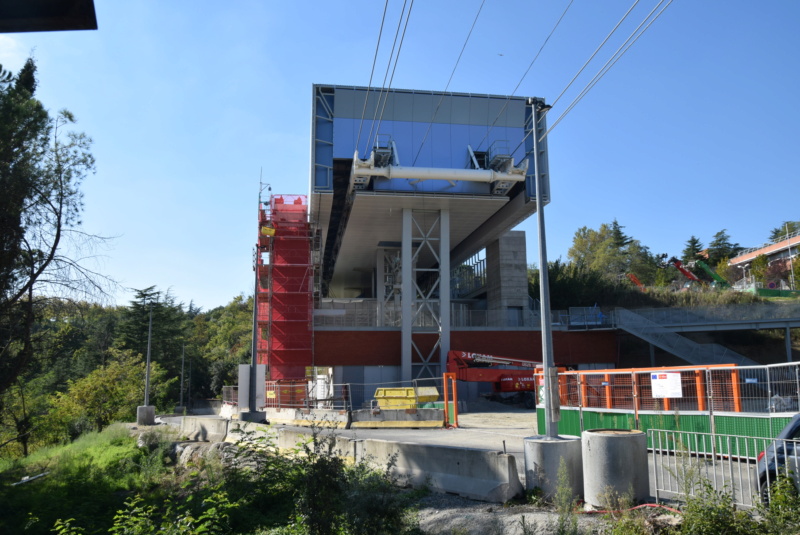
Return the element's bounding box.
[651,372,683,398]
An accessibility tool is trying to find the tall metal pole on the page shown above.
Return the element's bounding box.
[249,192,263,412]
[144,304,153,406]
[787,223,795,291]
[532,100,558,438]
[249,258,259,412]
[180,344,185,408]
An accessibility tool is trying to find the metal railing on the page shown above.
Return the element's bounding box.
[734,227,800,257]
[314,298,617,329]
[263,381,352,411]
[629,303,800,326]
[222,386,238,405]
[555,361,800,416]
[616,308,753,366]
[649,429,771,508]
[259,377,445,413]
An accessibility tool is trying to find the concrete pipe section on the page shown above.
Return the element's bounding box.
[582,429,648,508]
[523,435,582,501]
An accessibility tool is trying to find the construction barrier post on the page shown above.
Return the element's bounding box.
[443,373,459,428]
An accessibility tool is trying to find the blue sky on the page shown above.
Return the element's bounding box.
[2,1,798,310]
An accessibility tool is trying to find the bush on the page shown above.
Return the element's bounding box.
[680,482,758,534]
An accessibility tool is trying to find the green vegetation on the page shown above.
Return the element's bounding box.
[0,293,255,458]
[528,259,765,310]
[0,424,423,535]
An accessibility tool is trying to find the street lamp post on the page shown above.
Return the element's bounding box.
[532,100,559,439]
[137,303,156,425]
[144,304,153,406]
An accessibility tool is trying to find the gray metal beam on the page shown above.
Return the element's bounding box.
[401,209,413,381]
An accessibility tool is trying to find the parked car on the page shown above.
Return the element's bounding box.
[757,412,800,503]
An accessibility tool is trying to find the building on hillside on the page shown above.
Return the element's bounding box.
[254,85,617,403]
[729,230,800,290]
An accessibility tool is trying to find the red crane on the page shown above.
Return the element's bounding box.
[446,350,545,408]
[668,257,700,282]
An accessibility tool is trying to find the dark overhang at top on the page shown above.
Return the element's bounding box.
[0,0,97,33]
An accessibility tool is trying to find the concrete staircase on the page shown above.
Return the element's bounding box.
[615,308,757,366]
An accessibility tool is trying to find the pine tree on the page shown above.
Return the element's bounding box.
[707,230,741,266]
[768,221,800,243]
[681,236,704,263]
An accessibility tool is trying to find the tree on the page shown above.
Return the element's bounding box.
[195,295,253,396]
[707,230,741,267]
[769,221,800,243]
[751,254,769,284]
[567,221,659,284]
[115,287,189,401]
[714,257,742,285]
[610,219,632,249]
[681,236,704,264]
[48,348,174,436]
[0,58,111,396]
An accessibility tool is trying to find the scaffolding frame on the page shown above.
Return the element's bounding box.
[256,194,314,380]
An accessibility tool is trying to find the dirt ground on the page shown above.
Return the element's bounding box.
[457,399,539,433]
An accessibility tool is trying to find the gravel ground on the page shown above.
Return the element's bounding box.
[413,491,610,535]
[412,400,609,534]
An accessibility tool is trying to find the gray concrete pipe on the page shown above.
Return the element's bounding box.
[581,429,649,508]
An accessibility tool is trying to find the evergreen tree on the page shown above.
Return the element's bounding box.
[707,230,741,266]
[769,221,800,243]
[610,219,632,249]
[681,236,704,264]
[115,287,188,401]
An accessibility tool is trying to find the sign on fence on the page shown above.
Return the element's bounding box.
[651,372,683,398]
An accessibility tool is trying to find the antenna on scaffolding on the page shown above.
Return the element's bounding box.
[259,168,272,203]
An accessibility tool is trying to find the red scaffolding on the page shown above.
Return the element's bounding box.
[256,194,313,380]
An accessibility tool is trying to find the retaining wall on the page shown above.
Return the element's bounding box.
[226,421,522,502]
[263,408,350,428]
[180,416,229,442]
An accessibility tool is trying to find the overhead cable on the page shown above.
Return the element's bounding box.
[373,0,415,150]
[510,0,668,156]
[412,0,487,165]
[543,0,642,117]
[474,0,574,153]
[540,0,673,141]
[355,0,391,159]
[365,0,413,156]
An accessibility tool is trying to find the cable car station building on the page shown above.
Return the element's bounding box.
[255,85,616,396]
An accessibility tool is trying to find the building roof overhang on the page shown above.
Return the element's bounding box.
[0,0,97,33]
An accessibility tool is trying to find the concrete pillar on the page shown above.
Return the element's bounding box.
[524,435,582,499]
[582,429,649,507]
[136,405,155,426]
[486,231,528,324]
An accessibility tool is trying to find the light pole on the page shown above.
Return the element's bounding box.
[144,303,153,406]
[137,302,156,425]
[179,344,185,410]
[532,99,559,439]
[522,99,580,501]
[786,223,795,291]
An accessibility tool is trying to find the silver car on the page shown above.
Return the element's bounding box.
[757,413,800,503]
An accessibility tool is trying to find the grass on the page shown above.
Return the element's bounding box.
[0,424,175,534]
[2,423,425,534]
